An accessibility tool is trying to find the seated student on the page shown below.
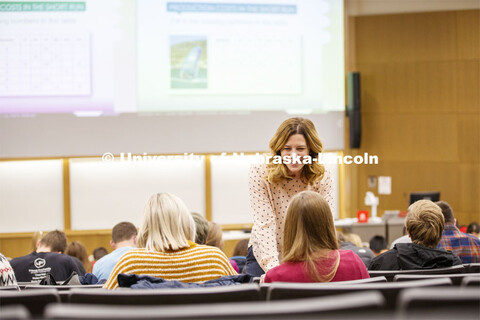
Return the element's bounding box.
[369,235,388,256]
[206,222,223,249]
[264,191,369,283]
[369,200,462,270]
[91,247,108,268]
[344,233,364,248]
[390,226,412,249]
[337,231,375,267]
[230,239,249,274]
[467,222,480,239]
[66,241,91,273]
[104,193,237,289]
[30,231,44,252]
[0,253,17,286]
[10,230,83,282]
[92,222,137,281]
[206,221,240,273]
[436,201,480,263]
[191,212,209,245]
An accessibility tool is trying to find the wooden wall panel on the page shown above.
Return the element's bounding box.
[356,12,457,63]
[361,114,458,162]
[0,234,33,259]
[457,163,480,224]
[346,9,480,226]
[356,162,464,211]
[458,115,480,162]
[1,231,239,260]
[0,231,113,260]
[358,62,457,114]
[456,10,480,60]
[456,60,480,113]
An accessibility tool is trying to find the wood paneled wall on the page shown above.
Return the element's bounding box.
[0,231,112,260]
[0,230,241,260]
[345,10,480,225]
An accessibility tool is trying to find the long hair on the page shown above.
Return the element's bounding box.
[66,241,92,273]
[267,117,325,185]
[206,222,223,249]
[282,191,339,282]
[137,193,196,252]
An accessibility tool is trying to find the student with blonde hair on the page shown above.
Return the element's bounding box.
[247,117,334,277]
[104,193,236,290]
[369,200,462,270]
[264,191,368,283]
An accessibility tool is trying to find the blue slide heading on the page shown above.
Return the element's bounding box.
[167,2,297,14]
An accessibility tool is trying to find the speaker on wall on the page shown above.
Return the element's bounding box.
[346,72,361,149]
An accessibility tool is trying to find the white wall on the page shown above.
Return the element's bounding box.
[0,111,344,158]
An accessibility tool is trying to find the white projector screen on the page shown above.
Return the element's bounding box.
[0,0,344,114]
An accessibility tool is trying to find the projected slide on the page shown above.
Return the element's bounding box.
[0,33,91,96]
[0,0,344,114]
[0,0,135,114]
[137,0,344,112]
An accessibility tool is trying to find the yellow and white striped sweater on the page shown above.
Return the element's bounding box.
[104,241,237,289]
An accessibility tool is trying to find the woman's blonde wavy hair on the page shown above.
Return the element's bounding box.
[282,191,339,282]
[137,193,196,252]
[267,117,325,185]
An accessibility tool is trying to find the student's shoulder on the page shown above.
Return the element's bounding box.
[194,244,224,253]
[117,248,147,258]
[464,233,480,245]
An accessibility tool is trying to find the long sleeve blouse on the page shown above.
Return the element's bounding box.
[248,163,334,272]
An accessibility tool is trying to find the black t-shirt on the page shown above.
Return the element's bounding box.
[10,252,82,282]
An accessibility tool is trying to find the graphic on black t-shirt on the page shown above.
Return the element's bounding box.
[34,258,46,268]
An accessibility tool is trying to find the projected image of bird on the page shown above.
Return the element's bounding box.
[179,46,202,79]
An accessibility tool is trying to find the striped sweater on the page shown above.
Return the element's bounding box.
[104,241,237,289]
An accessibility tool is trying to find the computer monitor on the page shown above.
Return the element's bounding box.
[409,192,440,205]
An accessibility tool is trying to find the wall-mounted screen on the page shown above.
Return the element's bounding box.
[0,0,344,114]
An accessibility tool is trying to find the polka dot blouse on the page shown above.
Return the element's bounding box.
[248,163,334,272]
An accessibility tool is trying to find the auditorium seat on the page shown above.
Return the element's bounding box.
[368,264,465,281]
[0,288,59,316]
[16,282,34,290]
[398,287,480,319]
[461,276,480,287]
[267,278,452,310]
[0,305,31,320]
[0,285,20,291]
[24,284,105,302]
[393,273,480,285]
[69,284,261,305]
[330,276,388,284]
[24,284,104,290]
[44,291,386,319]
[259,276,387,301]
[463,263,480,273]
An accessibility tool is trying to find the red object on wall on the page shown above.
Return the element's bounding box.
[357,210,369,223]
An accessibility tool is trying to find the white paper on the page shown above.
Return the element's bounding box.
[378,176,392,195]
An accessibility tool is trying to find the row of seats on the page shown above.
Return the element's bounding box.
[1,286,479,320]
[1,275,479,318]
[368,263,480,281]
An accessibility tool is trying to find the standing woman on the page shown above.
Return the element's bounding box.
[246,117,334,277]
